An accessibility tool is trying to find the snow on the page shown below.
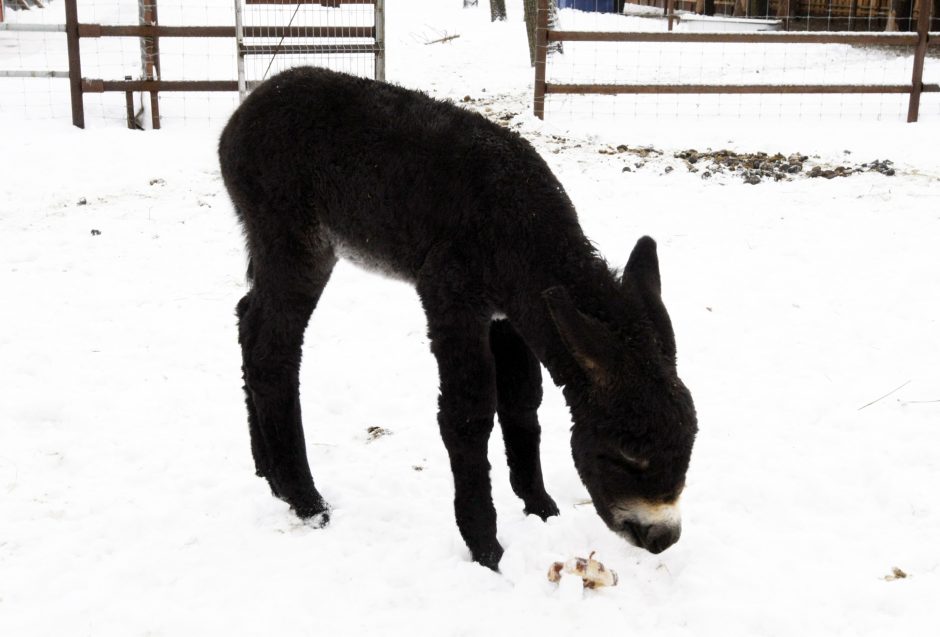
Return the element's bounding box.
[1,2,939,636]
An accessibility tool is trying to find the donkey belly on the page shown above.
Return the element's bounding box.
[324,226,420,284]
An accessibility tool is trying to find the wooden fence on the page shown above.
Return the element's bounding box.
[5,0,384,128]
[536,0,939,121]
[626,0,940,29]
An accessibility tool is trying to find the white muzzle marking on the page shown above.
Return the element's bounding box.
[612,498,681,528]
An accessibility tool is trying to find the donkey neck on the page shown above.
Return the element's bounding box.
[505,226,623,390]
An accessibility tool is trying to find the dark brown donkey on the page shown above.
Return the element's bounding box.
[219,67,697,570]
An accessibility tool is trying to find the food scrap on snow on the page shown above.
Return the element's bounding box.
[548,552,618,589]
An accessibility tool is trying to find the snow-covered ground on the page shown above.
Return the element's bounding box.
[1,2,939,636]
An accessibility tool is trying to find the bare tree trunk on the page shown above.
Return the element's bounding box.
[490,0,507,20]
[524,0,561,67]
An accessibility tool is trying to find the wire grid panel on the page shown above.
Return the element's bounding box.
[0,0,71,120]
[621,0,935,31]
[240,1,378,86]
[923,53,940,120]
[543,3,936,122]
[77,0,241,126]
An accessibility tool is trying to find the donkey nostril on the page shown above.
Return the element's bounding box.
[623,522,644,544]
[645,524,681,554]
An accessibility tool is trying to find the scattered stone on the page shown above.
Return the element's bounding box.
[77,197,87,206]
[866,159,895,176]
[367,426,391,442]
[602,144,661,158]
[884,567,908,581]
[672,149,894,184]
[149,178,165,186]
[90,229,101,236]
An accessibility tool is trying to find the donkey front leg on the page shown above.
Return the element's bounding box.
[421,303,501,569]
[490,319,559,520]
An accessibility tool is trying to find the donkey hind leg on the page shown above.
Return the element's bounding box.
[237,248,336,525]
[490,319,559,520]
[237,293,269,483]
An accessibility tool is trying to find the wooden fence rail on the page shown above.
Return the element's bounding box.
[56,0,383,128]
[535,0,938,121]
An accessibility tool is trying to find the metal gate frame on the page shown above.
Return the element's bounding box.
[4,0,385,128]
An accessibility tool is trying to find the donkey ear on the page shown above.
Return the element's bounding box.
[623,236,661,296]
[543,286,614,385]
[623,236,677,362]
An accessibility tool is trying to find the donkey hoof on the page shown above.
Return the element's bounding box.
[524,495,560,521]
[293,504,331,528]
[473,543,504,572]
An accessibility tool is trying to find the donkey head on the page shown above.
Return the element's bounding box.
[544,237,697,555]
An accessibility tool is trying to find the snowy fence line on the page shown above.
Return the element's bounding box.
[535,0,939,121]
[0,0,384,128]
[622,0,940,32]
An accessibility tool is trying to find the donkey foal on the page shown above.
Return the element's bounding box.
[220,67,698,570]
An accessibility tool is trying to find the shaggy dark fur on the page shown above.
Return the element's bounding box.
[219,67,697,570]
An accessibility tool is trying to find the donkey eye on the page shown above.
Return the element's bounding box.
[618,451,650,471]
[600,451,649,472]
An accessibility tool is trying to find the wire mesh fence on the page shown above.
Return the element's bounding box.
[0,0,383,127]
[239,0,380,90]
[0,0,71,119]
[538,0,939,121]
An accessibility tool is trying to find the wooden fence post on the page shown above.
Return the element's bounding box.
[533,0,548,119]
[64,0,84,128]
[140,1,161,129]
[375,0,385,81]
[125,75,137,129]
[906,0,931,122]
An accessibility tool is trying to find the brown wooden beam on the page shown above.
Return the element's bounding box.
[544,83,922,95]
[240,44,378,55]
[534,0,549,120]
[78,24,374,38]
[83,79,240,93]
[64,0,84,128]
[906,0,932,121]
[546,30,924,46]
